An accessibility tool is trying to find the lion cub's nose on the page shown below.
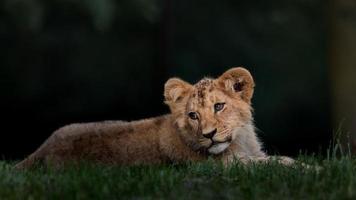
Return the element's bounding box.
[203,128,217,139]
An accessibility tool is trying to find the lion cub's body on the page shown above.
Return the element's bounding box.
[15,115,264,168]
[16,67,292,169]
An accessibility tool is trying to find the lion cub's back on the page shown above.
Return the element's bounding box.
[54,120,129,139]
[34,120,132,164]
[39,117,167,165]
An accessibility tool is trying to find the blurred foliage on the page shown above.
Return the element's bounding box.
[2,0,161,32]
[0,0,331,158]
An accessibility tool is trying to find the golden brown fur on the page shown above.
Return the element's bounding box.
[15,67,294,169]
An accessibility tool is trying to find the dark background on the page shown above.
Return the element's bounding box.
[2,0,355,160]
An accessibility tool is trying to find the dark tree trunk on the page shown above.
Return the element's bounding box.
[329,0,356,152]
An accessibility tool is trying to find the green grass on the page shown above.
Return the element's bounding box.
[1,156,356,200]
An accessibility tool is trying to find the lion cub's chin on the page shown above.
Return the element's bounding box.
[207,142,231,155]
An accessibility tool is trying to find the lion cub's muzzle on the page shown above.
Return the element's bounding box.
[200,129,233,155]
[207,137,232,155]
[202,128,217,139]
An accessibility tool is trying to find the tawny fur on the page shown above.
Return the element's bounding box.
[15,67,294,169]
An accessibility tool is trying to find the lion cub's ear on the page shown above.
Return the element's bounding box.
[217,67,255,104]
[164,78,193,107]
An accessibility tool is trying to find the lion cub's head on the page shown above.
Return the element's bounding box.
[164,67,255,155]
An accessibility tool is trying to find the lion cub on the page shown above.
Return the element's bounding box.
[15,67,294,169]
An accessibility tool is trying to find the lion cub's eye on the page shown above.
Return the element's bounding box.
[188,112,199,120]
[214,103,225,112]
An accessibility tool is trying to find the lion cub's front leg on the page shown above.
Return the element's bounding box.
[222,154,295,167]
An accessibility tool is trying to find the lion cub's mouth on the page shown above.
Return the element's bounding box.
[207,139,232,155]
